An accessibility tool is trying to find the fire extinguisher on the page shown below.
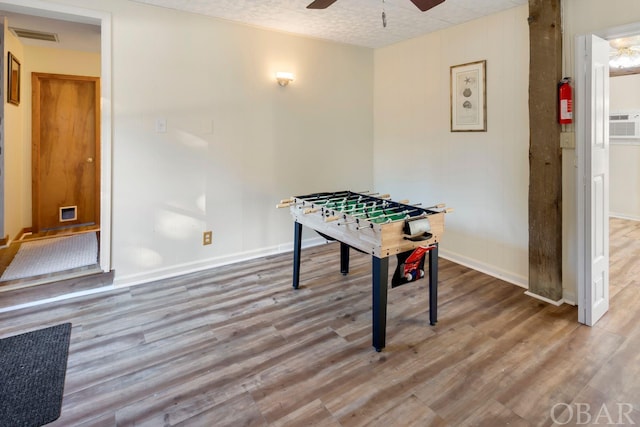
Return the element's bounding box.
[558,77,573,124]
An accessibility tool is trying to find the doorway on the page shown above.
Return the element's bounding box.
[575,22,640,326]
[0,0,112,290]
[32,73,100,233]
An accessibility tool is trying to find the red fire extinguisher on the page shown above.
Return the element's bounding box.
[559,77,572,124]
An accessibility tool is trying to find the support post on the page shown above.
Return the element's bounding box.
[528,0,563,301]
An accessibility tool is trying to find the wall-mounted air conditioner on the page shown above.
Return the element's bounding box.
[610,112,640,139]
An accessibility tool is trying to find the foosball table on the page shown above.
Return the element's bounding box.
[277,190,450,352]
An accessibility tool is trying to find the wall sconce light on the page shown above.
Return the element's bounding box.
[276,71,294,87]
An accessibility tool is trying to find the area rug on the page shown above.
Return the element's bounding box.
[0,323,72,427]
[1,233,97,281]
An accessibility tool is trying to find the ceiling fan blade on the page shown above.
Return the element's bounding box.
[410,0,446,12]
[307,0,338,9]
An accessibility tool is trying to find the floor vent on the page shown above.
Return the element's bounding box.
[10,27,59,43]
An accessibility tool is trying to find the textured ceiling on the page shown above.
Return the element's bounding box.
[131,0,528,48]
[4,0,640,72]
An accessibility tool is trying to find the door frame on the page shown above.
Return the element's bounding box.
[0,0,112,273]
[575,22,640,325]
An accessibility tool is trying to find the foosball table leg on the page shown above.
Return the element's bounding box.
[372,256,389,352]
[340,243,350,275]
[428,243,439,325]
[293,221,303,289]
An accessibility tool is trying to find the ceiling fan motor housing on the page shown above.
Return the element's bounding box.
[307,0,446,12]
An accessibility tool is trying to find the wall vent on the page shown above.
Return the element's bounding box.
[10,27,59,43]
[610,111,640,139]
[60,206,77,222]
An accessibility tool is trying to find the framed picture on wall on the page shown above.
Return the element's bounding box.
[8,52,21,106]
[450,60,486,132]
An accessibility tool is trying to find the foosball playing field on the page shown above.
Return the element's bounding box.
[277,190,451,351]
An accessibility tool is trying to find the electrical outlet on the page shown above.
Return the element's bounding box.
[203,231,213,245]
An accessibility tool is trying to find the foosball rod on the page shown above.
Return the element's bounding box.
[321,202,387,220]
[379,204,451,218]
[354,215,420,229]
[277,195,352,209]
[360,200,442,214]
[304,201,376,215]
[340,209,416,225]
[278,191,394,209]
[324,198,404,216]
[352,204,450,228]
[340,209,425,228]
[299,190,388,204]
[293,191,388,209]
[320,200,422,222]
[317,204,452,224]
[277,190,362,208]
[330,201,444,219]
[301,196,368,213]
[311,193,390,207]
[300,193,393,213]
[324,204,408,223]
[349,207,421,221]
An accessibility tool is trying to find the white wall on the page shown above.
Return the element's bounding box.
[610,144,640,220]
[561,0,640,302]
[24,0,374,285]
[610,73,640,111]
[13,0,634,297]
[609,74,640,220]
[374,5,530,287]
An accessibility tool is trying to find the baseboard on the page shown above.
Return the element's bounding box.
[438,248,528,289]
[113,236,328,288]
[18,228,33,240]
[1,228,34,248]
[524,291,564,306]
[609,213,640,222]
[562,289,576,306]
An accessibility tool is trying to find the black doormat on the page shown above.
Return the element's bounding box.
[0,323,72,427]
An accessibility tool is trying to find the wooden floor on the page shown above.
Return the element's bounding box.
[0,218,638,426]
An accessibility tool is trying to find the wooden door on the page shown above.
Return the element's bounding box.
[32,73,100,232]
[576,35,610,325]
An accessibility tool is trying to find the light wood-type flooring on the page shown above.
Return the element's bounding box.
[0,218,638,426]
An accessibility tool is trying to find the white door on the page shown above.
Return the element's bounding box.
[576,34,610,325]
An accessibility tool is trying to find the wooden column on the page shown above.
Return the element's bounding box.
[528,0,563,302]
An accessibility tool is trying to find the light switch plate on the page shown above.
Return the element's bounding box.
[560,131,575,149]
[156,118,167,133]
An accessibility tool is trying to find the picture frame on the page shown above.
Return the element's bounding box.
[450,60,486,132]
[8,52,21,106]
